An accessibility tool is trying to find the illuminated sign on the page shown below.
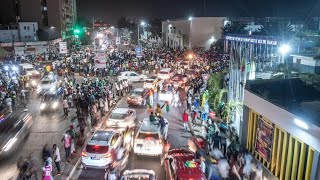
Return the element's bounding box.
[225,35,278,46]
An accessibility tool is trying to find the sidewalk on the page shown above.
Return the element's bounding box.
[189,120,277,180]
[52,101,120,180]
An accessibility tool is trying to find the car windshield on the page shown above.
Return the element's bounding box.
[131,91,143,96]
[110,113,126,120]
[86,145,109,154]
[145,80,154,83]
[160,71,169,74]
[137,132,159,140]
[41,80,51,85]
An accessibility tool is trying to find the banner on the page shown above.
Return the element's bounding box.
[94,50,107,68]
[255,117,274,162]
[135,45,142,58]
[59,42,67,54]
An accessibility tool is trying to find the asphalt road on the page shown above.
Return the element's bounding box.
[0,76,85,180]
[71,82,192,180]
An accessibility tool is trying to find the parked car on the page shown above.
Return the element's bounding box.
[117,71,147,82]
[127,88,149,106]
[164,148,206,180]
[133,119,163,156]
[107,108,136,128]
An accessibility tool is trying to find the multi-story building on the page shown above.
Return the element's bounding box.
[0,22,38,43]
[162,17,226,50]
[19,0,77,39]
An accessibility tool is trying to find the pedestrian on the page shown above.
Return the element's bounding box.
[52,144,62,175]
[182,110,189,132]
[42,160,53,180]
[61,133,71,162]
[63,97,69,116]
[66,125,76,154]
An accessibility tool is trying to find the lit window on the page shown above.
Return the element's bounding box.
[44,7,47,11]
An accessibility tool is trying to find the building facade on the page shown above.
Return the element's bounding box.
[18,22,38,42]
[291,54,320,74]
[242,79,320,180]
[20,0,77,39]
[162,17,226,50]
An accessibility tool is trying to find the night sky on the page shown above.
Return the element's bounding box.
[77,0,320,23]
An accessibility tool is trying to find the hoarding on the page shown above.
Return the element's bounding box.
[255,117,274,162]
[94,50,107,68]
[59,42,68,54]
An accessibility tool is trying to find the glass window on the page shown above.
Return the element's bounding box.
[130,73,137,76]
[85,145,109,153]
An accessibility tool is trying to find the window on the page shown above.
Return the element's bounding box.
[24,26,26,30]
[130,73,137,76]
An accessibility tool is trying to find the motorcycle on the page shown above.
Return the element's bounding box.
[17,156,39,180]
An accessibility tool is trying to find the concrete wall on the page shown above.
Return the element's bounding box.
[162,20,190,49]
[19,22,38,42]
[292,55,320,74]
[190,17,226,50]
[0,29,19,43]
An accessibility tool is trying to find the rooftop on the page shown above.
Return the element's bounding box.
[245,78,320,127]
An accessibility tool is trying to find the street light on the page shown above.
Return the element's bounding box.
[110,26,115,29]
[279,44,290,55]
[188,17,193,21]
[138,21,146,45]
[187,53,194,60]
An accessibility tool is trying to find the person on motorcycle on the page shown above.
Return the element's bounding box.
[104,167,118,180]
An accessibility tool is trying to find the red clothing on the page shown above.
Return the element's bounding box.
[182,113,189,122]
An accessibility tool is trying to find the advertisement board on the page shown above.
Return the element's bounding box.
[59,42,68,54]
[255,117,274,162]
[94,50,107,68]
[135,45,142,58]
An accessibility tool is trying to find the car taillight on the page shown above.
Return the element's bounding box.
[82,151,87,157]
[104,153,111,158]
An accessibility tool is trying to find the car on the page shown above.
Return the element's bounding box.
[127,88,148,106]
[157,68,174,80]
[143,76,159,89]
[81,130,124,169]
[133,119,163,156]
[36,74,59,95]
[107,108,136,128]
[117,71,147,82]
[20,63,41,78]
[164,149,206,180]
[180,61,190,69]
[39,92,61,113]
[0,110,33,158]
[170,74,188,88]
[121,169,157,180]
[158,90,173,103]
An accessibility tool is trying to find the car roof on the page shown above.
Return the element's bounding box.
[160,68,171,72]
[121,71,135,74]
[88,131,114,146]
[169,150,205,179]
[123,169,155,177]
[133,88,144,92]
[139,119,159,133]
[112,108,130,114]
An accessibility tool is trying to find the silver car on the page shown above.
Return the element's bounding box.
[107,108,136,128]
[81,130,123,169]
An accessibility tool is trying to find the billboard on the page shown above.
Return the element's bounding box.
[59,42,68,54]
[94,50,107,68]
[135,45,142,58]
[255,117,274,162]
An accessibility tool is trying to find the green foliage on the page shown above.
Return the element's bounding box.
[254,21,293,39]
[210,39,224,53]
[298,73,320,91]
[221,100,243,124]
[222,21,248,36]
[207,70,228,113]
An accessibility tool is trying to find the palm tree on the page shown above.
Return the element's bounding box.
[221,100,243,125]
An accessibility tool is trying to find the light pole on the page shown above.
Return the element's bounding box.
[138,21,145,45]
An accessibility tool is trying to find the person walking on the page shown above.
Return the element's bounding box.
[42,160,53,180]
[182,110,189,132]
[61,133,71,162]
[63,97,69,116]
[52,144,62,175]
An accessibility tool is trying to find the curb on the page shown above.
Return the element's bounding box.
[66,98,122,179]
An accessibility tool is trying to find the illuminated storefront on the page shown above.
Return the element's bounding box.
[241,78,320,180]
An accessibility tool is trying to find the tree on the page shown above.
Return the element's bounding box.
[147,19,162,38]
[210,39,224,53]
[207,70,228,114]
[221,100,243,125]
[117,17,131,29]
[254,21,293,39]
[221,21,247,36]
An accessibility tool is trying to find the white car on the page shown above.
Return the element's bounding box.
[157,68,174,80]
[117,71,147,82]
[143,76,159,89]
[134,119,163,156]
[20,63,40,77]
[158,90,173,103]
[107,108,136,128]
[81,130,123,169]
[122,169,157,180]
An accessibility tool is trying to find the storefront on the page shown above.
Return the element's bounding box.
[241,79,320,180]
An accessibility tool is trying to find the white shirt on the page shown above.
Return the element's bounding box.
[210,148,224,160]
[217,159,230,178]
[200,161,206,173]
[53,147,61,162]
[63,99,68,108]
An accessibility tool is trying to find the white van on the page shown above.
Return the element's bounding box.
[20,63,40,77]
[157,68,173,80]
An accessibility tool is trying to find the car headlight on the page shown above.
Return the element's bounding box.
[12,66,18,71]
[40,103,46,110]
[52,101,58,109]
[35,71,40,75]
[31,80,36,86]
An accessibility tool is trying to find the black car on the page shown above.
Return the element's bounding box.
[0,110,33,158]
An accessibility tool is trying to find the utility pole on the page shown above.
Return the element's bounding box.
[203,0,206,16]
